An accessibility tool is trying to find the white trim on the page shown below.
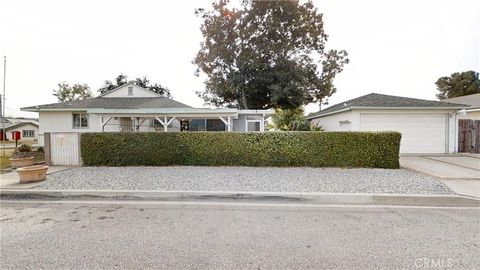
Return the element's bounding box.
[87,108,239,114]
[218,116,232,131]
[245,119,263,132]
[307,107,351,119]
[237,109,274,115]
[465,107,480,112]
[72,112,89,129]
[101,116,113,132]
[308,106,466,119]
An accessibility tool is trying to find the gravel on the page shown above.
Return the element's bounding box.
[34,166,454,194]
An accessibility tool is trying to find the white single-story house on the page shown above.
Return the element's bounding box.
[22,83,274,147]
[307,93,467,154]
[5,122,39,141]
[443,93,480,120]
[0,117,39,141]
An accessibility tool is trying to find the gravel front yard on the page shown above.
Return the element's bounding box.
[35,167,454,194]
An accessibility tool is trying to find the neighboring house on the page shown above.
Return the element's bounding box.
[22,83,274,147]
[307,93,466,154]
[443,93,480,120]
[0,117,39,141]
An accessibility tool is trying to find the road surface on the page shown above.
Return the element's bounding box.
[1,201,479,269]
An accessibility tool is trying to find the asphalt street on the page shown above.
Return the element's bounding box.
[1,201,479,269]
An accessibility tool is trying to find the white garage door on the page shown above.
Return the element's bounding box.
[360,114,447,154]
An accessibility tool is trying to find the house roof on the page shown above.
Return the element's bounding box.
[22,97,192,112]
[307,93,467,119]
[5,121,38,131]
[442,93,480,108]
[96,82,162,98]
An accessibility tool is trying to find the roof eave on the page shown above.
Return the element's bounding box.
[307,107,352,119]
[21,107,88,112]
[349,106,467,110]
[307,105,468,119]
[86,108,240,114]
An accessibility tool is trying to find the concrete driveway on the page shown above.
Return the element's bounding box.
[400,154,480,198]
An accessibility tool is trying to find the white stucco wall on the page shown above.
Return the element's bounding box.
[233,114,265,131]
[309,111,359,131]
[101,84,160,98]
[6,123,39,141]
[459,111,480,120]
[38,111,104,145]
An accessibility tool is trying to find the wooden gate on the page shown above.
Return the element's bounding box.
[458,119,480,153]
[46,132,81,165]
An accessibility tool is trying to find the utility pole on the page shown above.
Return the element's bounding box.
[2,56,5,157]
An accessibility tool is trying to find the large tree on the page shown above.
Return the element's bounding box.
[194,0,349,109]
[98,74,171,97]
[436,71,480,100]
[53,82,93,102]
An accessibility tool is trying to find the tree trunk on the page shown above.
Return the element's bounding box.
[241,89,248,109]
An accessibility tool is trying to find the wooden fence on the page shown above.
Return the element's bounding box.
[458,119,480,153]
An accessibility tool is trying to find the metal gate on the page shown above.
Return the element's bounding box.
[458,119,480,153]
[48,132,81,165]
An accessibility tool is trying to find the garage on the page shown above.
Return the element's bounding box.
[307,93,466,154]
[359,114,447,154]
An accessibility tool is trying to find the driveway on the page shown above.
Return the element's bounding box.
[400,154,480,198]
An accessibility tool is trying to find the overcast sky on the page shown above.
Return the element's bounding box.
[1,0,478,117]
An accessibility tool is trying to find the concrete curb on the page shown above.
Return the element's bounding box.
[1,189,479,207]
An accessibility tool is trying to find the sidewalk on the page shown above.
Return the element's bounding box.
[400,154,480,198]
[0,166,74,189]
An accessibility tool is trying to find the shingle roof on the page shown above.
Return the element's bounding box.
[22,97,192,112]
[308,93,467,119]
[5,122,38,130]
[443,93,480,108]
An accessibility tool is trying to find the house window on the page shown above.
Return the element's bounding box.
[22,130,35,137]
[73,113,88,128]
[247,121,261,131]
[128,86,133,96]
[206,119,226,131]
[189,119,206,131]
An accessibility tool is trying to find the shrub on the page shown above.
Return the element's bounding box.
[17,143,32,152]
[81,132,401,168]
[36,146,44,152]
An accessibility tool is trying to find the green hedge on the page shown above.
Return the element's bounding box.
[80,132,401,168]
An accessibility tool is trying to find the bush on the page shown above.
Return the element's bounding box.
[17,143,32,152]
[272,108,321,131]
[81,132,401,168]
[36,146,44,152]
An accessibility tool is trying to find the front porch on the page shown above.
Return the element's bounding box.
[94,109,273,133]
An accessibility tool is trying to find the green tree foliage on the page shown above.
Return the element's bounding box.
[194,0,349,109]
[272,107,321,131]
[53,82,93,102]
[436,71,480,100]
[98,74,171,97]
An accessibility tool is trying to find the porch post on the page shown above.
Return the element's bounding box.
[219,116,232,132]
[164,116,168,132]
[101,116,113,132]
[260,113,265,132]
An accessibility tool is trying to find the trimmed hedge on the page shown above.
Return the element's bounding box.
[80,131,401,168]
